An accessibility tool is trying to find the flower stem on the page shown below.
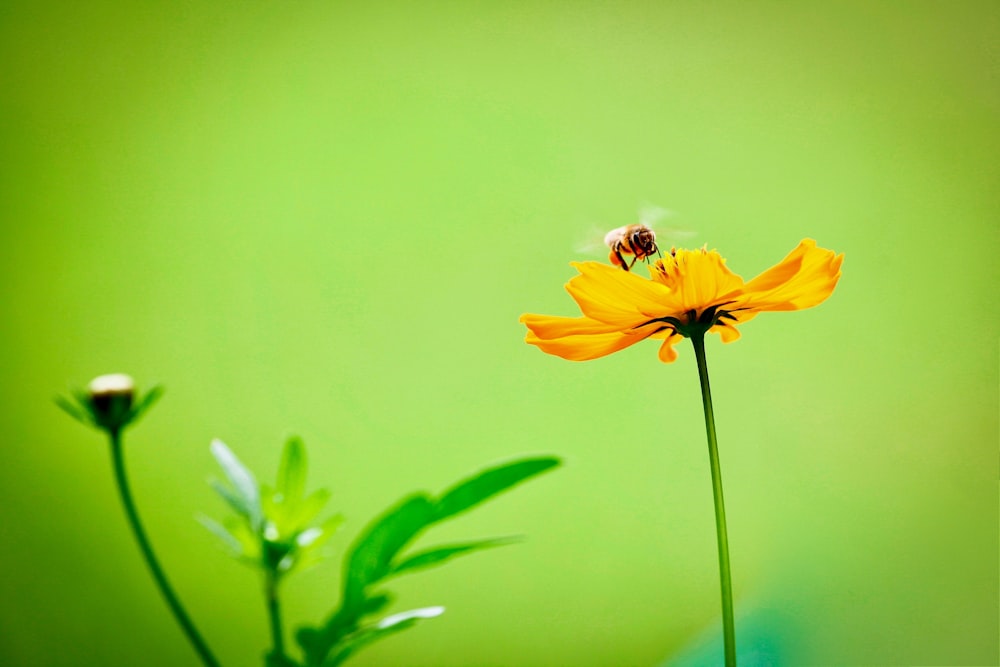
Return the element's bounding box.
[690,333,736,667]
[108,430,222,667]
[265,569,289,665]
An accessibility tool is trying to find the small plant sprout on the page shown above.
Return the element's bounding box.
[201,437,344,667]
[59,376,561,667]
[204,437,561,667]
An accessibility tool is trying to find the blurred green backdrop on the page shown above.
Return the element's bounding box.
[1,2,997,666]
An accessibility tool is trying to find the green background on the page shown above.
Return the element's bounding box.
[2,2,997,665]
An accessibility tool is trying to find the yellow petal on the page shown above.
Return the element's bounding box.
[739,239,843,312]
[657,332,685,363]
[740,240,813,293]
[519,313,623,339]
[566,261,676,325]
[525,329,649,361]
[712,322,742,343]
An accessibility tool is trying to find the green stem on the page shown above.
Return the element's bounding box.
[265,569,288,664]
[109,430,222,667]
[690,333,736,667]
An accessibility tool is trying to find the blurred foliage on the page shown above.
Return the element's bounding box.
[202,437,343,578]
[203,434,559,666]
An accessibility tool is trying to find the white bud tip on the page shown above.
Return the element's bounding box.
[88,373,136,396]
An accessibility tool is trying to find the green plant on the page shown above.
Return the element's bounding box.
[58,375,560,667]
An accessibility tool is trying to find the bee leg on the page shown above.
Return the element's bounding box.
[614,249,631,271]
[627,255,638,270]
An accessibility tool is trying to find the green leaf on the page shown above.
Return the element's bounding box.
[433,456,561,522]
[277,435,307,504]
[225,516,262,560]
[286,488,331,532]
[266,486,332,538]
[197,515,245,557]
[281,514,345,574]
[323,607,444,667]
[54,395,92,426]
[297,594,392,666]
[210,439,263,531]
[389,536,522,578]
[210,478,253,522]
[342,494,435,604]
[128,385,164,423]
[301,456,560,667]
[297,513,345,549]
[295,627,322,661]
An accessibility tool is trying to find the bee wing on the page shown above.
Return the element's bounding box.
[638,203,673,227]
[637,203,697,244]
[575,224,614,255]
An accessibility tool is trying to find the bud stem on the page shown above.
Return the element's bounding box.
[108,431,222,667]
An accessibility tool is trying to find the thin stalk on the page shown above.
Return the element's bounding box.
[690,333,736,667]
[265,569,288,664]
[109,431,222,667]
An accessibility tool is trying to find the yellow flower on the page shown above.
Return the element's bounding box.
[521,239,843,363]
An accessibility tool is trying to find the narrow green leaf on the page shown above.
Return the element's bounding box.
[297,513,345,549]
[224,516,262,560]
[284,548,326,575]
[433,456,561,522]
[281,514,345,574]
[323,607,445,667]
[302,458,559,667]
[286,488,331,531]
[197,515,245,557]
[210,478,252,521]
[210,439,262,531]
[298,594,392,666]
[54,395,93,426]
[389,536,522,578]
[321,623,407,667]
[71,388,92,408]
[342,494,435,604]
[277,435,307,504]
[260,483,282,523]
[128,385,164,423]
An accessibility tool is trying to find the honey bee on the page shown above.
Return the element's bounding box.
[604,223,661,271]
[576,205,693,269]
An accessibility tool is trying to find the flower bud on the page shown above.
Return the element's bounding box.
[88,373,135,431]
